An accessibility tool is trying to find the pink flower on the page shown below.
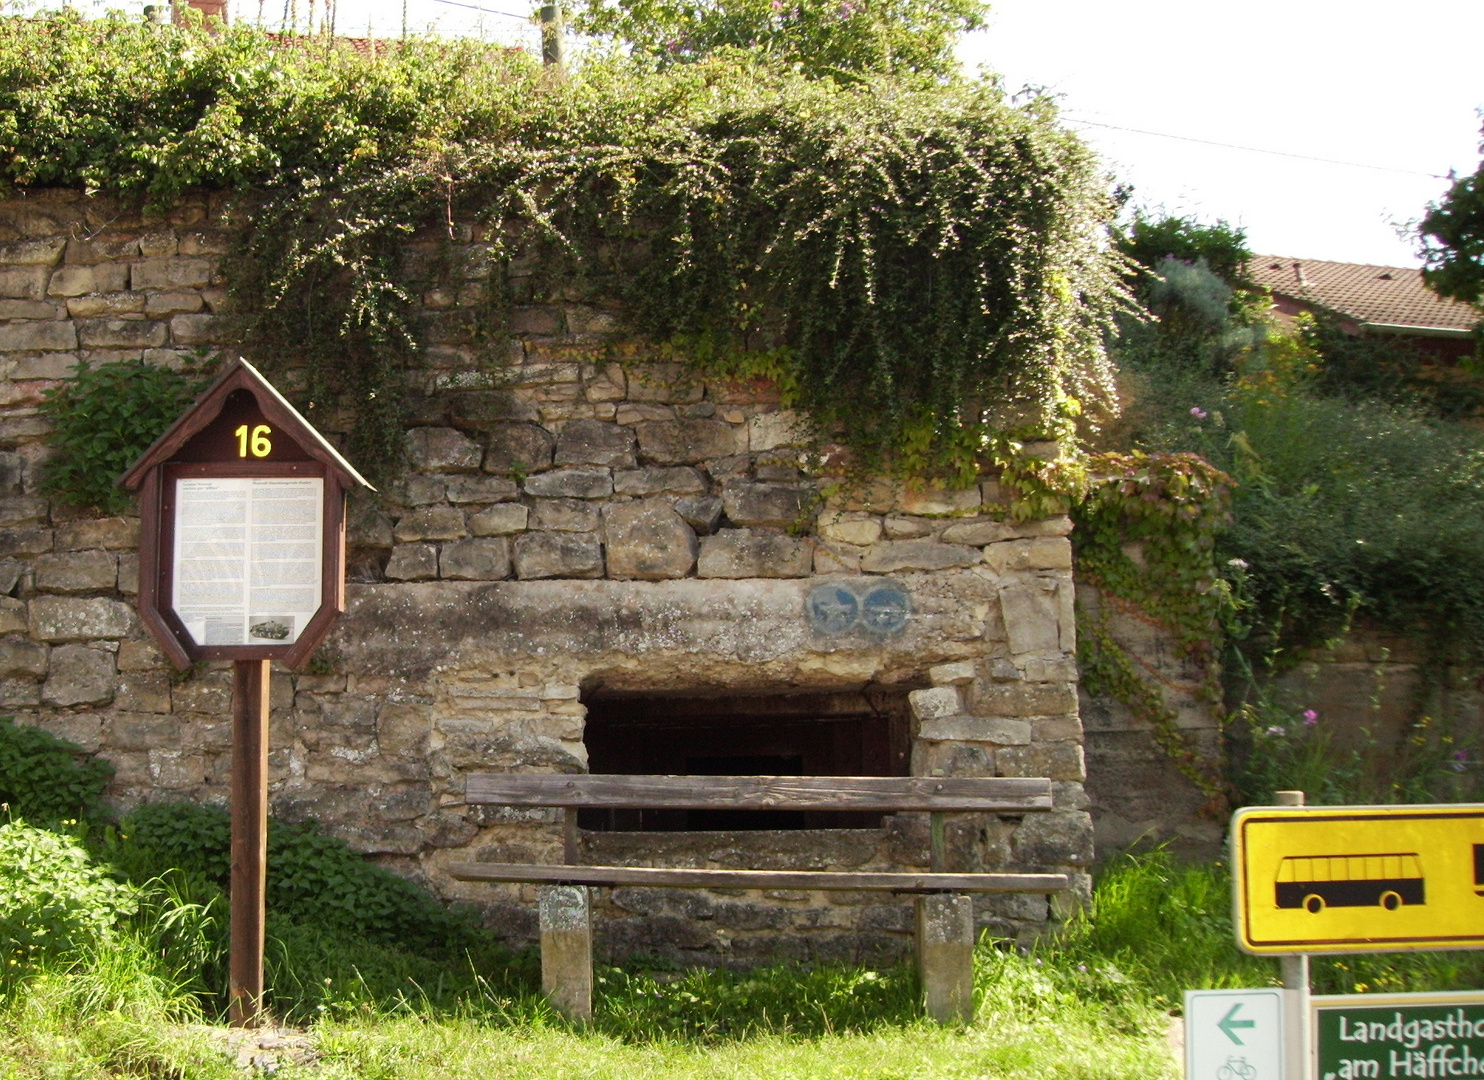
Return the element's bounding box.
[1302,710,1318,726]
[1190,407,1208,420]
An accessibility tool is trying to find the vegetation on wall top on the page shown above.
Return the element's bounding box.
[0,13,1124,482]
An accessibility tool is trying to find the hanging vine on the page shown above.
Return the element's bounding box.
[1072,450,1236,804]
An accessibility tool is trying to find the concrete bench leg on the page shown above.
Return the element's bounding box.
[915,893,975,1025]
[539,884,592,1020]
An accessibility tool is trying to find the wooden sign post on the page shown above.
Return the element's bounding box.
[120,360,371,1026]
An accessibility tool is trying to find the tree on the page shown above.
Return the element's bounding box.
[567,0,987,81]
[1420,141,1484,307]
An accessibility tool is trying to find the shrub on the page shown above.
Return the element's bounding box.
[0,821,136,983]
[0,717,113,826]
[38,358,208,513]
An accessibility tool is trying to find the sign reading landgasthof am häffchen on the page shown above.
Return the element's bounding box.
[119,358,372,669]
[1314,991,1484,1080]
[1231,805,1484,955]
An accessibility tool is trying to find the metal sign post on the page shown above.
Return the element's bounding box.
[120,359,371,1026]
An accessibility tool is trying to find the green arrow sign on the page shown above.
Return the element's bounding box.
[1219,1003,1257,1045]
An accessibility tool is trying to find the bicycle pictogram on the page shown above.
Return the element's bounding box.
[1217,1056,1257,1080]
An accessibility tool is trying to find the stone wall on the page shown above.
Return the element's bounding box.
[0,189,1092,963]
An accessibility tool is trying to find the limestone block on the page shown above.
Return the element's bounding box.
[860,541,979,574]
[915,893,974,1025]
[439,538,512,580]
[748,409,807,452]
[117,639,164,672]
[115,672,171,713]
[405,427,483,472]
[917,716,1032,744]
[385,544,439,581]
[468,503,529,536]
[613,466,706,496]
[444,475,518,504]
[0,558,20,594]
[0,679,38,707]
[178,230,230,256]
[0,453,21,497]
[908,686,961,721]
[0,637,47,678]
[982,537,1073,574]
[33,550,116,593]
[1033,716,1083,742]
[130,256,214,290]
[635,419,744,463]
[997,742,1086,783]
[540,884,593,1020]
[999,582,1060,656]
[41,644,115,707]
[675,495,723,534]
[615,403,674,425]
[696,529,812,579]
[626,363,703,404]
[397,476,446,506]
[0,597,26,634]
[169,672,232,715]
[0,320,77,352]
[0,528,51,556]
[1010,810,1094,866]
[722,482,814,529]
[882,517,933,539]
[28,596,136,642]
[813,542,862,574]
[583,363,626,402]
[36,713,102,753]
[76,318,168,349]
[939,520,1014,545]
[65,292,146,318]
[0,496,48,526]
[818,512,882,547]
[554,419,637,469]
[531,498,600,533]
[928,660,977,686]
[64,235,139,264]
[393,506,467,542]
[347,510,394,547]
[0,300,60,319]
[47,266,102,297]
[513,532,603,579]
[144,292,203,316]
[1020,657,1079,683]
[523,468,613,499]
[972,680,1078,717]
[0,238,65,265]
[52,517,137,551]
[168,313,224,345]
[604,500,697,580]
[899,483,980,516]
[138,230,178,257]
[0,266,49,300]
[376,702,433,757]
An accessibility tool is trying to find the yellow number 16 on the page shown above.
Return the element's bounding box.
[234,424,272,458]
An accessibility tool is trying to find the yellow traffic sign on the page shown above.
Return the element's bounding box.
[1231,804,1484,955]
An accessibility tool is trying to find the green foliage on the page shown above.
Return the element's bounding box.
[1072,452,1233,799]
[0,717,113,826]
[37,358,207,513]
[0,821,136,985]
[1299,309,1484,418]
[1116,211,1253,287]
[0,14,1122,483]
[1420,128,1484,306]
[570,0,987,81]
[112,801,474,953]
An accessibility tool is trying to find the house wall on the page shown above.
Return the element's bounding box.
[0,189,1092,963]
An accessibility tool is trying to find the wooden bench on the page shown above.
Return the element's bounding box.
[448,774,1069,1024]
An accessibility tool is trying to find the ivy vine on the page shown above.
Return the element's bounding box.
[1072,451,1235,804]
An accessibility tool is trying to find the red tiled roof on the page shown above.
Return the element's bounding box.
[1249,256,1478,333]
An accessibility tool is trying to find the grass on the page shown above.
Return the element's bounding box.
[3,851,1480,1079]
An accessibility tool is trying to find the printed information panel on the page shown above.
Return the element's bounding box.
[172,476,323,647]
[1314,992,1484,1080]
[1232,805,1484,954]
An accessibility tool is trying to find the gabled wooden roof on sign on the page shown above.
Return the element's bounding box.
[117,358,373,491]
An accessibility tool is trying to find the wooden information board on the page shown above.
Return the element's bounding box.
[120,359,372,1026]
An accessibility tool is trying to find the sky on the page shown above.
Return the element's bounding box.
[21,0,1484,268]
[960,0,1484,268]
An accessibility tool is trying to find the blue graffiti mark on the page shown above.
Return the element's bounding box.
[861,583,911,636]
[807,584,859,635]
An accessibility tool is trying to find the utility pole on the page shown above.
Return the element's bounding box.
[540,4,565,69]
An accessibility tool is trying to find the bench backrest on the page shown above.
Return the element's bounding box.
[464,774,1053,813]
